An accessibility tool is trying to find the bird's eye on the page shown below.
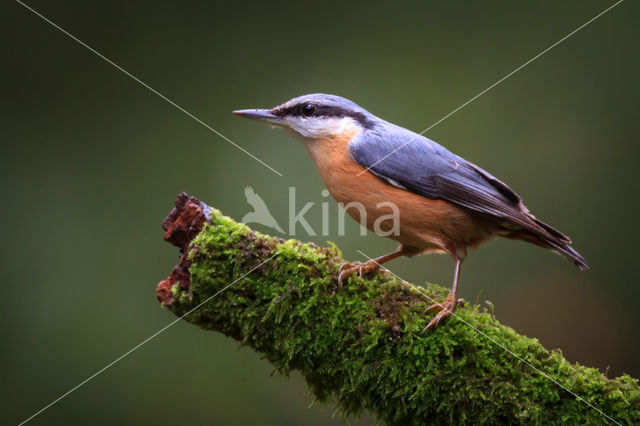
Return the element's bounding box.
[301,103,317,117]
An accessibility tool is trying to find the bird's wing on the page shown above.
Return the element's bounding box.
[348,124,542,232]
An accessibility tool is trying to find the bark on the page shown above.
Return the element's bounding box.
[156,193,639,425]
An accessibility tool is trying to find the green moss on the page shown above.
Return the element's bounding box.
[163,208,640,425]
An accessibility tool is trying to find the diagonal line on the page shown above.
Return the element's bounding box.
[356,249,621,425]
[357,0,624,176]
[15,0,283,177]
[18,253,278,426]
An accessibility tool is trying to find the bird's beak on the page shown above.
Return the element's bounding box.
[232,109,283,126]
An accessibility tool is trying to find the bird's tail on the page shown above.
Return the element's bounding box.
[505,216,589,271]
[545,239,589,271]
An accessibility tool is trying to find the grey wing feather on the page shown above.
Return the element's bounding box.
[349,123,567,241]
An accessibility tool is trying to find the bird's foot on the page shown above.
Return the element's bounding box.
[421,295,464,333]
[337,260,388,287]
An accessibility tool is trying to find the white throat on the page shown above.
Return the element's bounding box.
[284,116,361,140]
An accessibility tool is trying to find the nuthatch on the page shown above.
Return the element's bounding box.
[233,94,588,331]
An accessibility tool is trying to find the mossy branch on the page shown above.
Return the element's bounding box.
[156,193,639,425]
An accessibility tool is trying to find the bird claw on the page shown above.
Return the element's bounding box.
[421,297,464,333]
[337,260,382,287]
[337,262,356,287]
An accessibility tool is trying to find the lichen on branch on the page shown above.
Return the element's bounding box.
[157,193,640,425]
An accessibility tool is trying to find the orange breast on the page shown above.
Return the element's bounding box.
[303,125,495,257]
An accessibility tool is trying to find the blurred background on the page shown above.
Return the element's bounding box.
[2,0,639,424]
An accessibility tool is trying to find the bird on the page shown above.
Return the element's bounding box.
[233,94,588,332]
[241,186,285,233]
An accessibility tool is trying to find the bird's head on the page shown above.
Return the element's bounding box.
[233,93,377,142]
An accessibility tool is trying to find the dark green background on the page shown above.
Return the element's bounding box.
[3,1,638,424]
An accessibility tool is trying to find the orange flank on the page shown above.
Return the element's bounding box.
[304,123,494,260]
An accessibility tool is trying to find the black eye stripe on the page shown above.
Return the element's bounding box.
[273,103,374,129]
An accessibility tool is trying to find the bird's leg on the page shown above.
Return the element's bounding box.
[338,246,414,287]
[422,258,465,332]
